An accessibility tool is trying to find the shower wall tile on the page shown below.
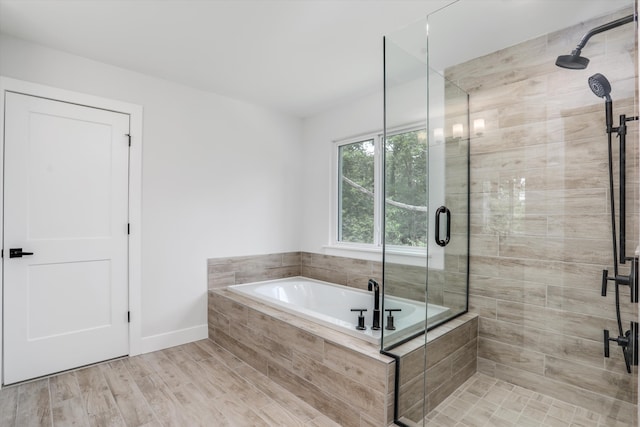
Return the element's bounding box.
[544,356,636,404]
[443,291,467,312]
[449,5,638,421]
[547,285,637,319]
[560,311,621,343]
[521,258,605,288]
[498,235,611,264]
[468,294,497,319]
[469,234,500,257]
[547,213,611,239]
[479,318,603,368]
[478,338,545,375]
[469,275,546,306]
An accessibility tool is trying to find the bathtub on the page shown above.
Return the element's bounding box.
[228,276,450,345]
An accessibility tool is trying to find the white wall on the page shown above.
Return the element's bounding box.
[0,34,302,350]
[300,76,433,263]
[300,89,383,257]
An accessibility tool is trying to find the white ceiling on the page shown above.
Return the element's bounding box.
[0,0,633,118]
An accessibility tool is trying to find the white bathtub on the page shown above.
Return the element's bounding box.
[228,276,451,345]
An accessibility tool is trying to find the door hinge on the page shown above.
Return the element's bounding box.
[126,134,131,146]
[1,249,3,258]
[127,223,130,235]
[127,311,131,323]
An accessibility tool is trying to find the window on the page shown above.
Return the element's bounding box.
[338,138,376,244]
[335,127,427,249]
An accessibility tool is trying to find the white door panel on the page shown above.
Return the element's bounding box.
[27,111,113,239]
[3,92,130,384]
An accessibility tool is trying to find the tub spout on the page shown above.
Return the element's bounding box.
[368,279,381,330]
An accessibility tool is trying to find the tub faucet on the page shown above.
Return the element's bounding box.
[368,279,381,330]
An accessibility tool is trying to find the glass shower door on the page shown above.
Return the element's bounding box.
[426,70,470,330]
[382,16,470,425]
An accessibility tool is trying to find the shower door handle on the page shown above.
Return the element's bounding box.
[435,206,451,247]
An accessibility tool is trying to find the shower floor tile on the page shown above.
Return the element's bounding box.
[424,373,636,427]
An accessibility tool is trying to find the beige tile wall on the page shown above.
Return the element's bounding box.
[394,313,479,423]
[207,252,477,425]
[208,288,395,426]
[207,252,301,288]
[301,252,383,289]
[445,7,638,423]
[207,251,384,290]
[429,84,472,319]
[208,252,448,306]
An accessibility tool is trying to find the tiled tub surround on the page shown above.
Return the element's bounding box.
[208,287,395,426]
[393,313,478,424]
[207,252,478,425]
[445,7,638,424]
[208,252,455,308]
[207,252,304,288]
[208,285,478,427]
[227,277,443,345]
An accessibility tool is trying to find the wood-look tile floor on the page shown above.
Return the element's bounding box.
[424,373,637,427]
[0,339,341,427]
[1,341,636,427]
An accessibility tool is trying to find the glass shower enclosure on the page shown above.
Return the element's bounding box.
[383,0,638,425]
[382,16,470,424]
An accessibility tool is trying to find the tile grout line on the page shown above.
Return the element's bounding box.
[121,355,165,427]
[101,362,135,427]
[47,379,53,427]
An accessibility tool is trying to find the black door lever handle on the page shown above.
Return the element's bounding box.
[9,248,34,258]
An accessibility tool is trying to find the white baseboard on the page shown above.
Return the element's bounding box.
[133,324,208,356]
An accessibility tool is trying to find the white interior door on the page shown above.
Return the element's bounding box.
[3,92,130,385]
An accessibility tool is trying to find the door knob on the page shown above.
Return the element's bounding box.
[9,248,34,258]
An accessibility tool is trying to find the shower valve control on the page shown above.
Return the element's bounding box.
[350,308,367,331]
[385,309,401,331]
[604,322,638,373]
[601,257,639,303]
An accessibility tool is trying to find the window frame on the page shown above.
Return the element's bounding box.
[331,123,427,255]
[333,132,383,249]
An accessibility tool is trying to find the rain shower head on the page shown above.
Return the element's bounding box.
[555,14,635,70]
[555,49,589,69]
[589,73,612,101]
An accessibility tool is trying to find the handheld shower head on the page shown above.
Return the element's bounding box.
[589,73,612,101]
[589,73,613,132]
